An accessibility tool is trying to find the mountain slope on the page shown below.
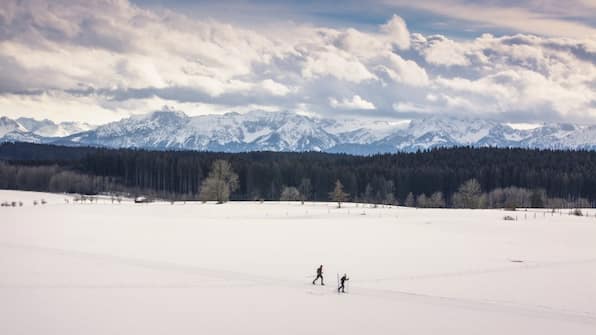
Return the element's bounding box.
[0,116,92,143]
[2,111,596,153]
[16,117,93,137]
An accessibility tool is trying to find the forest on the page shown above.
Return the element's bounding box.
[1,142,595,208]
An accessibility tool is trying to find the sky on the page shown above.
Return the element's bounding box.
[0,0,595,125]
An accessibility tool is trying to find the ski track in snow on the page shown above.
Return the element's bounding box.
[1,241,595,326]
[359,257,596,282]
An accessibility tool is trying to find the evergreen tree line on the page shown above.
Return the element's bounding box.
[1,142,596,207]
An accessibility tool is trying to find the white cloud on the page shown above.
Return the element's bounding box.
[334,28,388,58]
[393,102,426,112]
[0,0,281,97]
[260,79,291,96]
[301,48,377,83]
[380,14,411,49]
[330,95,376,110]
[379,53,429,86]
[0,0,595,124]
[382,0,596,38]
[417,35,471,66]
[0,91,123,125]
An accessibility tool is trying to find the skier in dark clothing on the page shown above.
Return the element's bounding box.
[312,265,324,285]
[338,273,349,293]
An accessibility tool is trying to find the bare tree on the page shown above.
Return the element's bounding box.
[364,183,374,203]
[530,189,547,208]
[429,191,446,208]
[546,197,566,210]
[416,194,428,208]
[329,180,349,208]
[452,179,482,208]
[503,187,531,209]
[487,187,531,209]
[298,178,312,204]
[574,198,591,208]
[487,188,505,208]
[280,186,301,201]
[383,180,397,205]
[198,160,239,204]
[404,192,415,207]
[385,193,397,206]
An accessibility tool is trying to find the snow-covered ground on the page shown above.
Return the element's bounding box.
[1,190,595,334]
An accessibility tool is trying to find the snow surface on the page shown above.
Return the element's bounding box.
[1,190,596,334]
[0,117,91,139]
[0,116,27,137]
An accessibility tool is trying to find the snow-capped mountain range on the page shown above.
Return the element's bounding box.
[0,116,93,143]
[2,110,596,154]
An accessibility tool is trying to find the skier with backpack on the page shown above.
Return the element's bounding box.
[338,273,349,293]
[312,264,324,285]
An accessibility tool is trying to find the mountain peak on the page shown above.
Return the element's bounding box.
[134,110,190,121]
[0,116,27,137]
[2,112,596,153]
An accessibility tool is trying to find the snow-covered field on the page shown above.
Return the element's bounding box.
[1,190,595,334]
